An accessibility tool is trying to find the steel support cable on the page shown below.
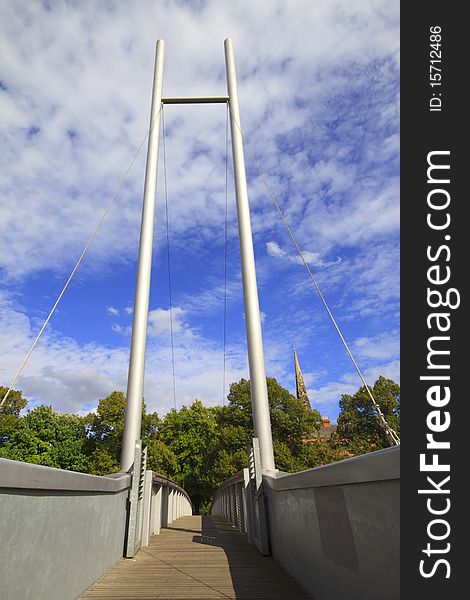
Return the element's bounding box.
[227,106,400,446]
[161,106,177,410]
[222,103,229,406]
[0,107,163,410]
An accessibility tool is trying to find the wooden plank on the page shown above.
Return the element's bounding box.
[80,515,311,599]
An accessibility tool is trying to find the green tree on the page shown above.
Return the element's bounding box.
[300,436,352,468]
[160,400,220,513]
[336,376,400,454]
[220,377,322,472]
[85,390,162,475]
[210,447,248,484]
[0,386,27,445]
[85,391,126,474]
[211,404,249,474]
[0,405,89,472]
[145,438,179,477]
[272,440,307,472]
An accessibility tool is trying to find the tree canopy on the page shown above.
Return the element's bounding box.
[0,375,400,512]
[85,391,163,475]
[0,385,27,444]
[217,377,324,473]
[0,404,89,472]
[336,376,400,453]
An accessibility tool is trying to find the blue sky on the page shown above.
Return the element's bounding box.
[0,0,399,421]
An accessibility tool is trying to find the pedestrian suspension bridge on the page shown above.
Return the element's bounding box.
[0,39,400,600]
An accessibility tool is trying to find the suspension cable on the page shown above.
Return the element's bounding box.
[0,106,162,410]
[161,106,177,410]
[222,103,229,407]
[227,106,400,446]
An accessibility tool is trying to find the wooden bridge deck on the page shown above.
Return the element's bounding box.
[80,515,311,599]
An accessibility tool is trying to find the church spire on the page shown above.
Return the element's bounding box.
[294,348,311,410]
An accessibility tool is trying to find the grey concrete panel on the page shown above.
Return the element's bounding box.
[264,446,399,491]
[0,488,128,600]
[152,472,191,504]
[151,484,163,535]
[0,460,195,600]
[266,479,399,600]
[211,447,399,599]
[315,486,359,572]
[0,458,130,492]
[161,485,169,527]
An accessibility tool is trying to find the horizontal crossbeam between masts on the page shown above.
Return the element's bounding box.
[161,96,229,104]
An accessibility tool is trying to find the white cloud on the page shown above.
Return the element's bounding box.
[297,251,342,268]
[287,241,399,321]
[0,1,399,422]
[178,278,243,316]
[148,307,186,336]
[352,330,399,362]
[311,359,400,418]
[0,292,128,414]
[266,241,286,258]
[0,0,399,280]
[266,240,341,268]
[0,293,249,415]
[107,305,119,316]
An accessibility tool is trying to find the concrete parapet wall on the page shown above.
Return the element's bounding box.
[145,472,192,540]
[0,458,193,600]
[0,458,131,600]
[211,470,249,537]
[264,447,400,600]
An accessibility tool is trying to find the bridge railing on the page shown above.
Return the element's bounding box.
[212,438,269,552]
[211,469,250,536]
[0,446,193,600]
[0,457,132,600]
[212,443,400,600]
[144,471,193,542]
[124,440,192,556]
